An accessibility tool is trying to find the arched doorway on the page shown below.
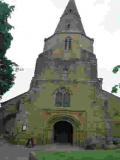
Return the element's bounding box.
[53,121,73,144]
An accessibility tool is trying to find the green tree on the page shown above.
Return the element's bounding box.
[0,0,18,98]
[111,65,120,93]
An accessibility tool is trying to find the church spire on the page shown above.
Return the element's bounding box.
[54,0,86,35]
[62,0,80,19]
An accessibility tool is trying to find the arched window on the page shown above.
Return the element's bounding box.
[55,88,70,107]
[64,37,72,51]
[65,39,68,50]
[63,92,70,107]
[69,38,72,50]
[55,91,62,106]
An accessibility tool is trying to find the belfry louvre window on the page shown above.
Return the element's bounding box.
[65,37,72,51]
[55,88,70,107]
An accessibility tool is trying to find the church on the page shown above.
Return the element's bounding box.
[0,0,120,147]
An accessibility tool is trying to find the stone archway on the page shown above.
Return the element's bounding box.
[46,114,81,145]
[53,121,73,144]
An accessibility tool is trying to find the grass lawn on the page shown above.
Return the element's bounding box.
[33,149,120,160]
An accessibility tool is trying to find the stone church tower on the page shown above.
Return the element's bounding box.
[0,0,120,147]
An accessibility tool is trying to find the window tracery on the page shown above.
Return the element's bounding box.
[55,87,71,107]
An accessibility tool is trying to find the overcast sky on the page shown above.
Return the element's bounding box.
[1,0,120,102]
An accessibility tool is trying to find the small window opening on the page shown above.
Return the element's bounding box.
[65,39,68,50]
[67,24,70,29]
[69,9,72,13]
[69,39,72,50]
[64,37,72,51]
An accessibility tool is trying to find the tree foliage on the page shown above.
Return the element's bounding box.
[111,65,120,93]
[0,0,18,97]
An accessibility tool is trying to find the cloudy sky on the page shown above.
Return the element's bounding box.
[1,0,120,102]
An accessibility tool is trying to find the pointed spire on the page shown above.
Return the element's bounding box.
[54,0,86,35]
[62,0,80,19]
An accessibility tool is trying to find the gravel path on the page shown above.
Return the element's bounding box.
[0,139,84,160]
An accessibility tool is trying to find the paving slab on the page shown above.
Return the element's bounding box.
[0,139,83,160]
